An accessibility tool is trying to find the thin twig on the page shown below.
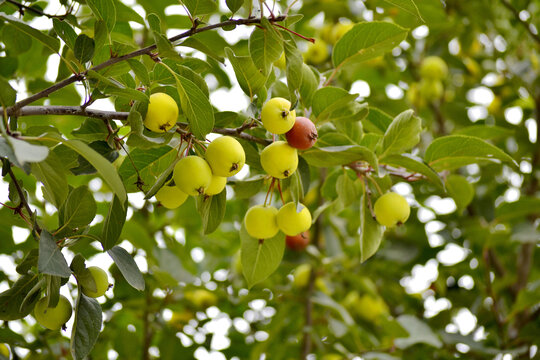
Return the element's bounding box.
[0,106,130,120]
[8,15,287,112]
[5,0,70,19]
[499,0,540,46]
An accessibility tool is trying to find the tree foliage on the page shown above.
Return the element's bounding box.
[0,0,538,359]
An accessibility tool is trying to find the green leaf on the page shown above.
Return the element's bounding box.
[38,230,72,277]
[125,109,171,149]
[31,151,69,208]
[332,21,408,70]
[311,87,360,123]
[395,315,442,349]
[118,145,177,193]
[40,134,124,205]
[74,34,95,63]
[72,118,109,142]
[0,76,16,107]
[382,0,424,21]
[249,17,283,75]
[380,110,422,159]
[154,32,182,60]
[336,171,359,208]
[70,294,102,360]
[299,64,318,107]
[283,35,303,102]
[163,65,214,139]
[359,193,383,262]
[180,37,225,63]
[225,47,268,100]
[364,107,394,134]
[240,224,285,288]
[127,59,150,86]
[53,19,77,50]
[86,0,116,33]
[455,125,514,140]
[60,186,97,231]
[113,0,145,24]
[445,174,474,211]
[0,273,40,320]
[226,0,243,13]
[380,154,444,190]
[2,24,32,55]
[0,14,60,53]
[182,0,217,16]
[196,189,227,234]
[16,249,39,275]
[495,198,540,222]
[87,70,149,103]
[107,246,145,290]
[101,195,127,250]
[6,137,49,166]
[302,145,378,173]
[424,135,517,171]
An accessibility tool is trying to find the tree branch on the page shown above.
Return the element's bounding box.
[0,105,129,121]
[8,15,287,112]
[5,0,69,19]
[499,0,540,46]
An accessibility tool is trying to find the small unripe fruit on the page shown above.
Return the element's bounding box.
[185,289,217,309]
[277,202,312,236]
[244,205,279,239]
[0,344,9,358]
[304,39,329,65]
[286,117,318,150]
[82,266,110,298]
[420,56,448,80]
[374,192,410,227]
[274,52,286,70]
[419,79,444,102]
[155,185,188,209]
[34,295,72,330]
[144,93,179,133]
[332,22,354,43]
[205,136,246,177]
[286,231,310,251]
[293,264,312,287]
[260,141,298,179]
[173,156,213,196]
[261,98,296,134]
[205,175,227,195]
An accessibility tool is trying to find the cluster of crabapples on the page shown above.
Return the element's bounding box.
[245,97,318,246]
[407,56,448,107]
[144,93,247,209]
[33,267,109,330]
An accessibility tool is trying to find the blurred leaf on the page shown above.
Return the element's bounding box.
[226,0,243,13]
[0,14,60,53]
[445,174,474,211]
[395,315,442,348]
[495,198,540,222]
[6,137,49,166]
[107,246,145,290]
[456,125,514,140]
[241,224,285,288]
[0,76,17,107]
[382,0,424,21]
[2,24,32,55]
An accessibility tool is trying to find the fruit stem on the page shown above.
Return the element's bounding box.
[273,23,315,43]
[277,180,285,204]
[264,177,276,206]
[365,174,383,195]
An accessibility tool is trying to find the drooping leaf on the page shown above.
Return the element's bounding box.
[395,315,442,349]
[359,192,384,262]
[241,224,285,288]
[70,294,102,360]
[0,273,40,320]
[74,34,95,64]
[60,186,97,231]
[249,17,283,75]
[31,151,69,208]
[445,174,474,211]
[101,195,128,250]
[182,0,217,16]
[225,47,268,100]
[0,14,60,53]
[86,0,116,33]
[196,189,227,234]
[107,246,145,290]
